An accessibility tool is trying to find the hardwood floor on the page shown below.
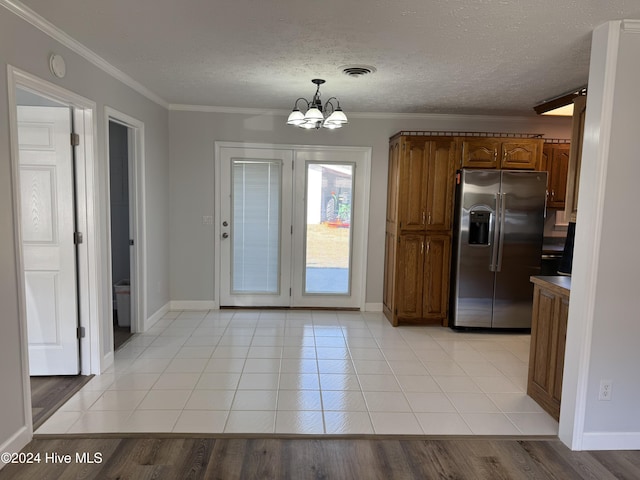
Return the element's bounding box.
[30,375,93,431]
[2,436,639,479]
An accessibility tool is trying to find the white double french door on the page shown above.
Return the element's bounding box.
[217,144,369,309]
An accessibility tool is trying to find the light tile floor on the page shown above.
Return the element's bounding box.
[37,310,559,435]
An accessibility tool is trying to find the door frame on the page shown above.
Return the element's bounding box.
[214,141,371,310]
[8,66,101,432]
[104,107,146,352]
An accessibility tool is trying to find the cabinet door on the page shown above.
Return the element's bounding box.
[425,139,456,231]
[422,234,451,323]
[552,296,569,404]
[395,235,424,321]
[548,145,570,208]
[399,140,428,231]
[565,95,587,222]
[500,140,542,170]
[528,286,561,420]
[383,230,397,324]
[461,139,499,168]
[386,138,401,227]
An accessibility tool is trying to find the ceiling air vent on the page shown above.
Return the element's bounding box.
[340,65,376,77]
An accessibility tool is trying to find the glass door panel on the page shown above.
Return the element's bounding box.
[304,163,354,295]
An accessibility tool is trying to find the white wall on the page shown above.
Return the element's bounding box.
[168,109,571,305]
[0,8,170,458]
[560,20,640,451]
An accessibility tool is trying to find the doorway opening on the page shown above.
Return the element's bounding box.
[108,121,133,350]
[105,108,146,354]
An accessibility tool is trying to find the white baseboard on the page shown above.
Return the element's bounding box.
[144,302,170,331]
[170,300,218,311]
[365,303,383,312]
[580,431,640,450]
[0,426,31,470]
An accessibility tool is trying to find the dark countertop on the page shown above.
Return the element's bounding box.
[530,275,571,297]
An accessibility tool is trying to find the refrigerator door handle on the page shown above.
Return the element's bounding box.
[490,193,501,272]
[496,193,507,272]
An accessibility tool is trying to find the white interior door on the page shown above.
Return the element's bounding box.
[18,106,79,375]
[219,147,293,307]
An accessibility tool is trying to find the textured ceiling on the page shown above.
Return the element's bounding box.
[18,0,640,115]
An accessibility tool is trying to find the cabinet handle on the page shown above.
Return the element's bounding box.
[551,190,555,199]
[422,212,426,224]
[427,240,430,255]
[421,241,424,255]
[428,213,431,225]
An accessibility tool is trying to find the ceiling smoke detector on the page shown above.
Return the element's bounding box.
[340,65,376,78]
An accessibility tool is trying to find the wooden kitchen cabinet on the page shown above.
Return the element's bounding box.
[394,233,451,324]
[500,140,543,170]
[460,138,500,168]
[460,138,543,170]
[541,143,571,208]
[384,134,456,326]
[399,138,456,231]
[527,276,570,421]
[565,95,587,222]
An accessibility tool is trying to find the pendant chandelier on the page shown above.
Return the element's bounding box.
[286,79,348,130]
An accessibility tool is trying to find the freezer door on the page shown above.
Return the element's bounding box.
[451,170,500,328]
[492,171,547,328]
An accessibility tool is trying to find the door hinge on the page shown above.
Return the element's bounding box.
[289,288,292,296]
[74,231,83,245]
[77,326,85,339]
[70,133,80,146]
[291,225,293,235]
[129,239,135,246]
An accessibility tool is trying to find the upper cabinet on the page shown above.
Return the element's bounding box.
[461,138,543,170]
[398,137,456,232]
[501,140,543,170]
[540,143,571,208]
[565,95,587,222]
[460,139,500,168]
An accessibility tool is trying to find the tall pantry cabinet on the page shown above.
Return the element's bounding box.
[383,134,455,326]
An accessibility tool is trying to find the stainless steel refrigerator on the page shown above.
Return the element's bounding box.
[450,169,547,329]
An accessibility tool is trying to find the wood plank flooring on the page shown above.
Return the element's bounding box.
[2,436,639,479]
[30,375,93,431]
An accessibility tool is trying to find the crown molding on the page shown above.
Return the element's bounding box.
[169,103,568,124]
[1,0,169,108]
[621,19,640,33]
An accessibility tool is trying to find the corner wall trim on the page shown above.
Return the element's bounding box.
[144,302,170,331]
[0,426,31,470]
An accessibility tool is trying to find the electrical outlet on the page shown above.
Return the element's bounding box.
[598,379,613,401]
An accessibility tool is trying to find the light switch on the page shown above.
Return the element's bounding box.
[202,215,213,225]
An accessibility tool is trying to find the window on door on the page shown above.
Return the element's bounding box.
[303,163,353,295]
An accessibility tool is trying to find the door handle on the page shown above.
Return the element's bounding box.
[490,193,501,272]
[496,193,507,272]
[222,232,229,239]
